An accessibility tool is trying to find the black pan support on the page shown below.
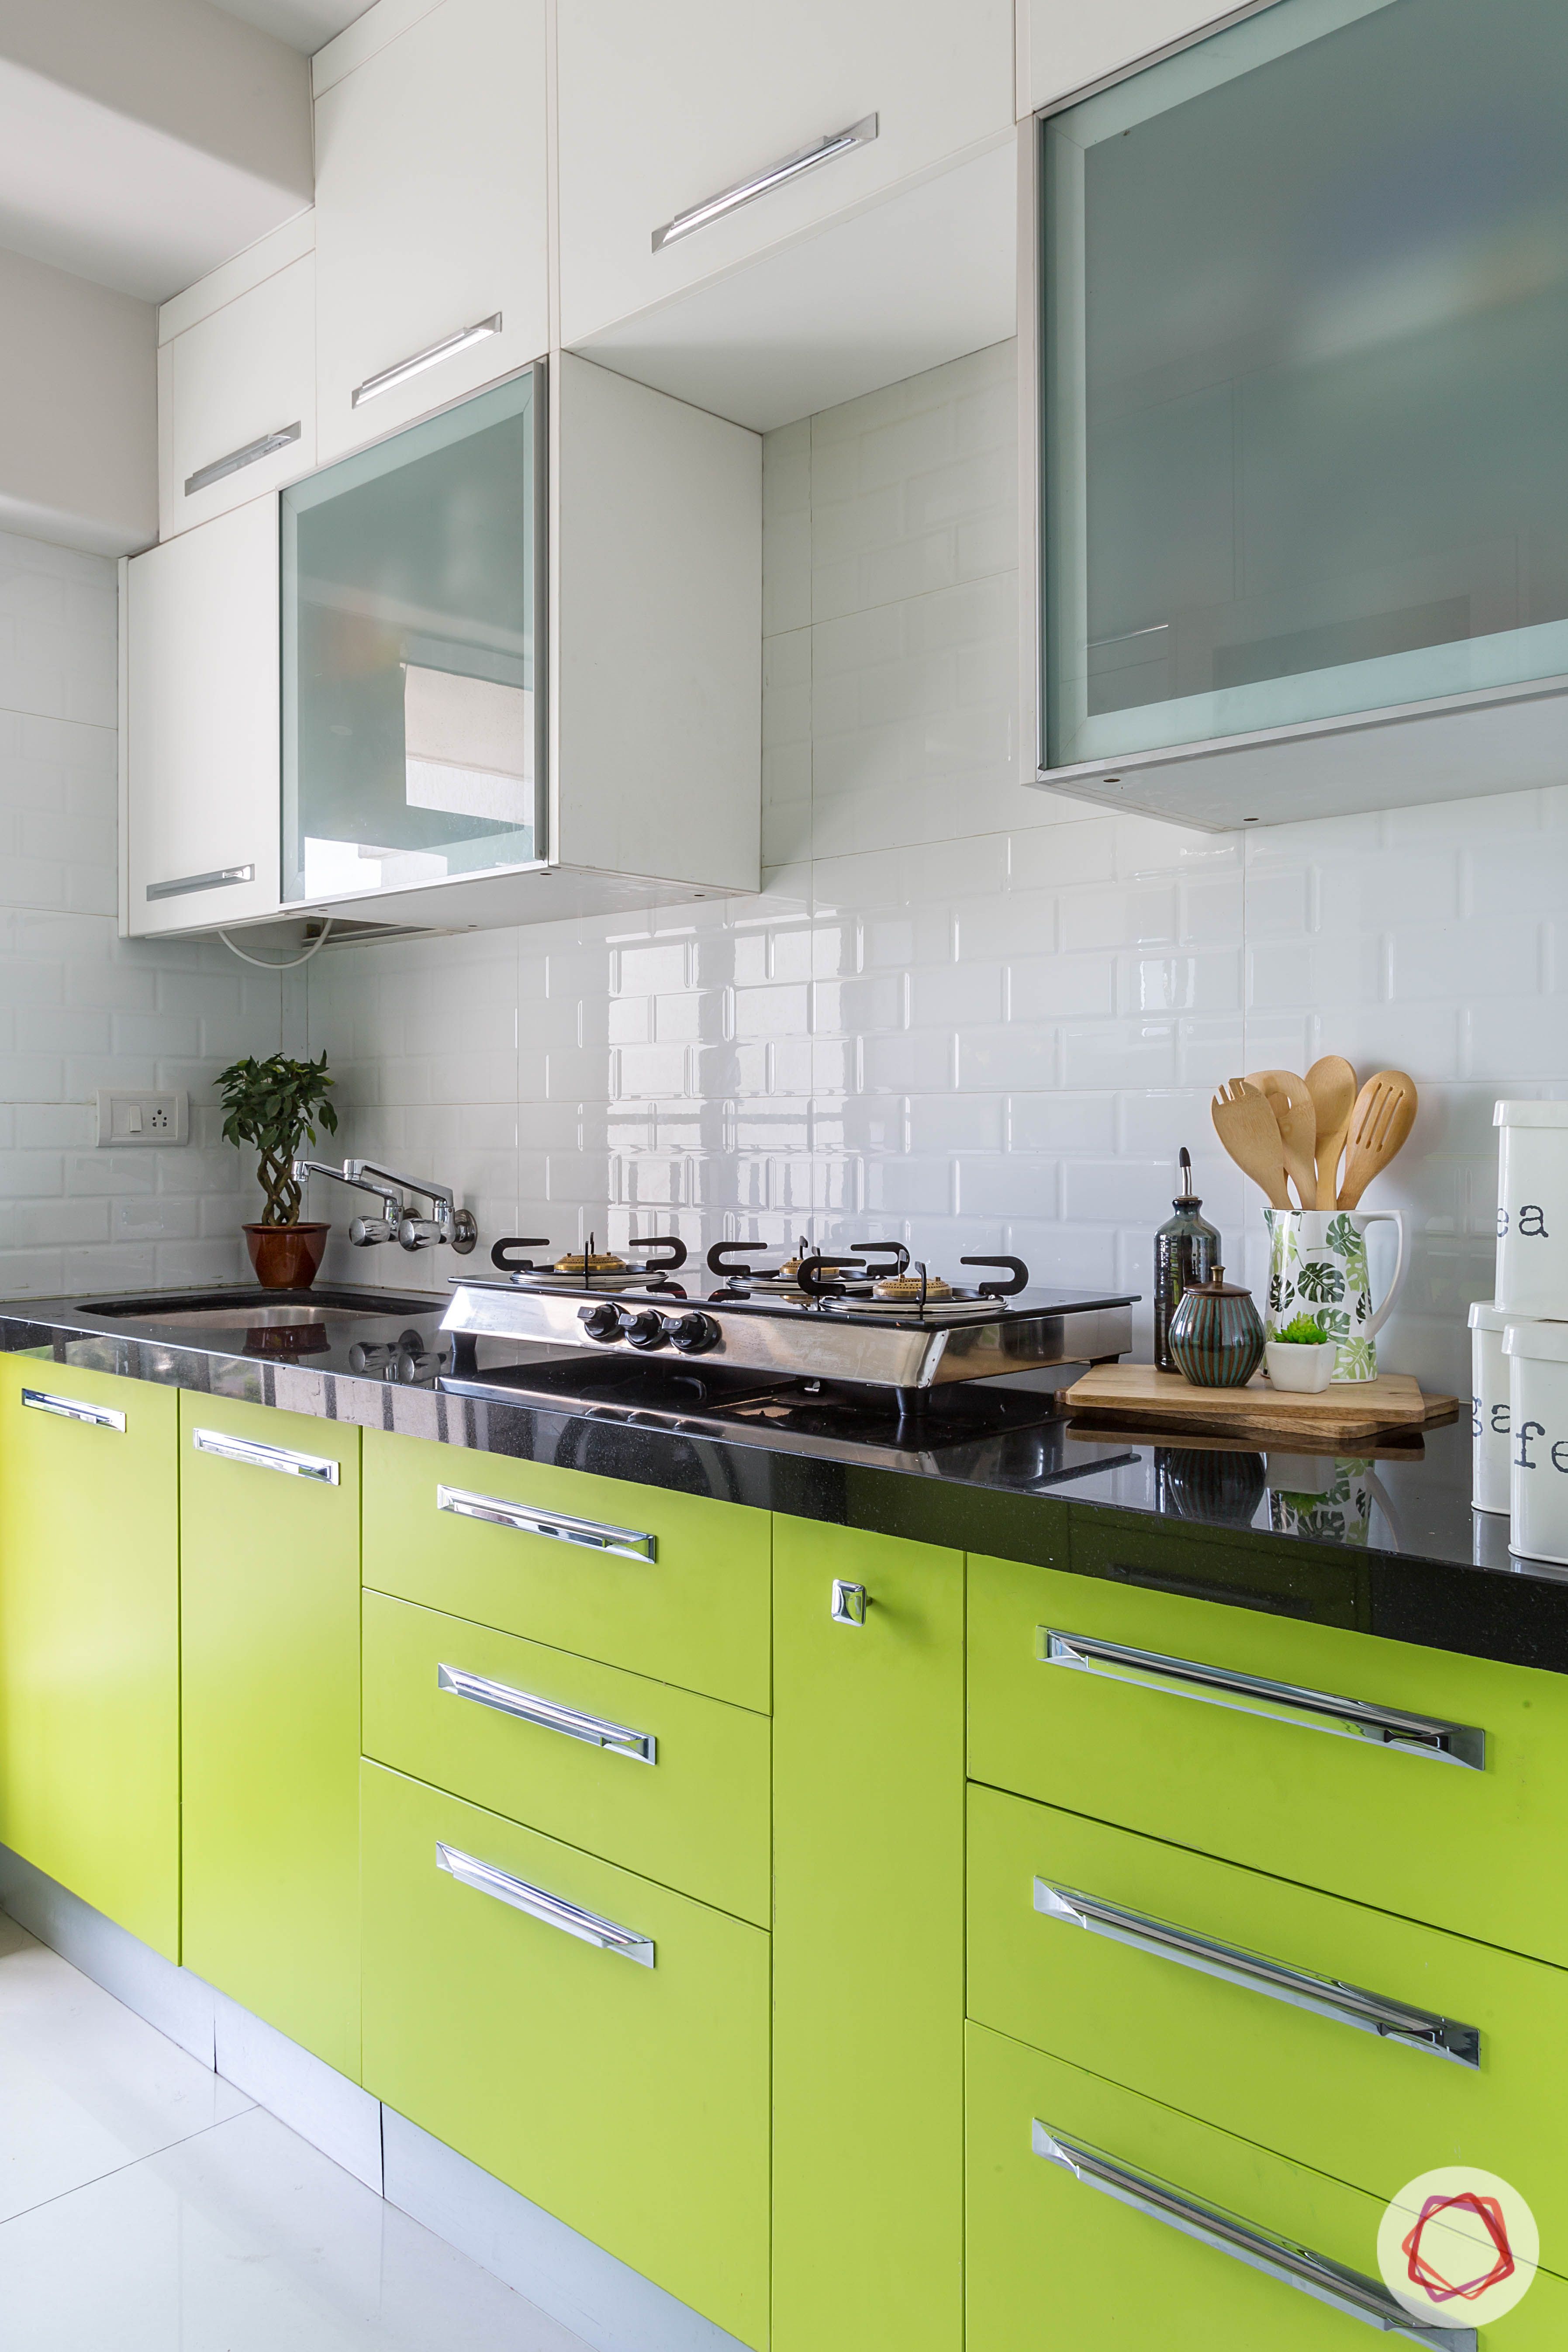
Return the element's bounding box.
[962,1255,1028,1298]
[491,1236,553,1273]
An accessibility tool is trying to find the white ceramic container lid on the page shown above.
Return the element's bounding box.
[1504,1319,1568,1364]
[1494,1101,1568,1128]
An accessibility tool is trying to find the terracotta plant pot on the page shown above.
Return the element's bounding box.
[243,1222,330,1291]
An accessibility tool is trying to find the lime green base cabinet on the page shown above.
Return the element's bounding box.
[967,2020,1568,2350]
[179,1393,362,2077]
[0,1357,180,1959]
[771,1516,966,2352]
[360,1760,770,2347]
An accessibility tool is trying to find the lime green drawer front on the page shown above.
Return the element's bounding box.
[181,1394,362,2078]
[362,1590,770,1925]
[968,2021,1568,2350]
[362,1429,770,1712]
[362,1761,770,2349]
[0,1359,180,1959]
[969,1553,1568,1962]
[969,1783,1568,2243]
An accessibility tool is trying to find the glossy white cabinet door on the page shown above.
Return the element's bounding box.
[158,256,315,540]
[1023,0,1237,113]
[557,0,1013,347]
[123,499,283,939]
[314,0,548,464]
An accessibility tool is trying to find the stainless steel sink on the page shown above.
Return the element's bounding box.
[79,1288,442,1331]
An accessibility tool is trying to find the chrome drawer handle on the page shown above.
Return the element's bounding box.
[1034,1879,1480,2068]
[437,1662,656,1765]
[1040,1628,1485,1771]
[145,863,255,902]
[1033,2122,1471,2351]
[436,1483,655,1562]
[652,113,877,252]
[21,1386,125,1432]
[352,314,502,408]
[192,1427,339,1483]
[435,1841,654,1967]
[184,421,301,497]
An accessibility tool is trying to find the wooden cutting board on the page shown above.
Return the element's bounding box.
[1064,1364,1457,1441]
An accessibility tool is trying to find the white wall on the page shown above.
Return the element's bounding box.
[303,336,1557,1396]
[0,248,156,556]
[0,526,306,1297]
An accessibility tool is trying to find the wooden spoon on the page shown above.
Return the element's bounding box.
[1244,1069,1317,1212]
[1304,1055,1357,1209]
[1337,1070,1418,1209]
[1212,1079,1292,1210]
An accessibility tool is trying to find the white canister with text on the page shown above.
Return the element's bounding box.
[1468,1300,1512,1516]
[1494,1101,1568,1315]
[1504,1318,1568,1565]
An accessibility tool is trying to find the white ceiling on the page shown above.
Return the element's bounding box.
[0,55,305,300]
[208,0,371,52]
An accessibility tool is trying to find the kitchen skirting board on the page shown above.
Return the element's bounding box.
[0,1844,747,2352]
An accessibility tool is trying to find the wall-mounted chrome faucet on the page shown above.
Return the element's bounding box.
[292,1157,479,1254]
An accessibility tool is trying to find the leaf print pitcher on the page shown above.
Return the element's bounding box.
[1264,1209,1409,1382]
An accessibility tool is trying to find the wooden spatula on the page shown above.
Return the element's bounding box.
[1338,1070,1418,1209]
[1212,1079,1292,1210]
[1304,1055,1357,1209]
[1244,1069,1317,1211]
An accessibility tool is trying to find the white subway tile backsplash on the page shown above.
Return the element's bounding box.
[281,343,1568,1397]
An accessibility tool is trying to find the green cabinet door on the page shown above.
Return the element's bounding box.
[0,1358,179,1957]
[180,1394,361,2076]
[772,1517,966,2352]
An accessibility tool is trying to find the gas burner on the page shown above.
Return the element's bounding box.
[488,1230,689,1295]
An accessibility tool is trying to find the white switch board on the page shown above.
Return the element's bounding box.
[94,1090,190,1147]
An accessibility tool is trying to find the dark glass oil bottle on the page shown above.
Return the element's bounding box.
[1154,1147,1221,1372]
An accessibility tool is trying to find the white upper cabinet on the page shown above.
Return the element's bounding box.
[1022,0,1236,114]
[122,498,283,938]
[157,221,316,540]
[312,0,549,465]
[556,0,1014,349]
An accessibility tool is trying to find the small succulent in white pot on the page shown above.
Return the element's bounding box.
[1264,1312,1339,1393]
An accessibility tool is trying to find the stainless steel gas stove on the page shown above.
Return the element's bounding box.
[442,1233,1136,1429]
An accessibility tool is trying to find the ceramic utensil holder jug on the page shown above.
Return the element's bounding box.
[1264,1209,1408,1382]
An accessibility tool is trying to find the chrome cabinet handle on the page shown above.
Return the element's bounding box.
[184,421,301,498]
[352,314,502,409]
[145,863,256,902]
[653,114,877,252]
[1033,2122,1471,2351]
[1034,1879,1481,2068]
[436,1841,654,1967]
[830,1579,869,1627]
[21,1386,125,1432]
[437,1661,656,1765]
[192,1427,340,1484]
[1040,1628,1485,1771]
[437,1483,655,1562]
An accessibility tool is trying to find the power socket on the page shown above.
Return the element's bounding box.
[94,1090,190,1147]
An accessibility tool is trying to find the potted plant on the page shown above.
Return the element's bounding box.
[1264,1312,1339,1393]
[218,1051,339,1290]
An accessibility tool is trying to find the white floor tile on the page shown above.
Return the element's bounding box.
[0,1916,249,2224]
[0,2104,591,2352]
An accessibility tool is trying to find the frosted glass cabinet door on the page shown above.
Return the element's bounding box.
[1041,0,1568,773]
[281,370,543,907]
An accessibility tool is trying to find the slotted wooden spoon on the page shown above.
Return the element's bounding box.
[1304,1055,1357,1209]
[1244,1068,1318,1211]
[1212,1079,1292,1210]
[1338,1070,1418,1209]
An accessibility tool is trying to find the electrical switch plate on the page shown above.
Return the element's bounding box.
[94,1090,190,1147]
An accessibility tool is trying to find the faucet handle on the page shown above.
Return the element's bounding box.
[349,1214,395,1246]
[398,1214,442,1251]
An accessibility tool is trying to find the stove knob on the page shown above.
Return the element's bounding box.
[578,1302,623,1342]
[669,1311,721,1355]
[623,1309,668,1350]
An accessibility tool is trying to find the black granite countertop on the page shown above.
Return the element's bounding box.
[4,1285,1562,1678]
